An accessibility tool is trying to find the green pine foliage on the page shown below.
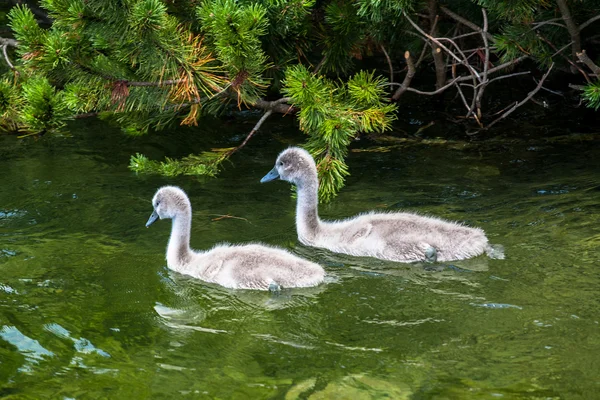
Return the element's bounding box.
[197,0,270,105]
[283,65,396,201]
[582,81,600,110]
[130,149,230,177]
[2,0,600,201]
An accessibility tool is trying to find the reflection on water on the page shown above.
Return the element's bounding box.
[0,119,599,398]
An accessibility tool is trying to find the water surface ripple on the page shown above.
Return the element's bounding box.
[0,120,599,398]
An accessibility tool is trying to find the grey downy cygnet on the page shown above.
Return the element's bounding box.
[261,147,503,263]
[146,186,325,291]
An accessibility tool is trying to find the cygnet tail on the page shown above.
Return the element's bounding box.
[486,244,505,260]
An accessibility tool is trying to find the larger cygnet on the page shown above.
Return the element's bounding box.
[261,147,502,263]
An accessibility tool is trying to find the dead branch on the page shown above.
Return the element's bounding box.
[380,44,394,83]
[391,51,416,100]
[404,11,479,79]
[576,50,600,76]
[556,0,581,67]
[531,19,566,30]
[225,110,273,157]
[537,33,590,82]
[225,97,292,157]
[486,63,554,129]
[474,8,490,119]
[580,14,600,31]
[254,97,295,115]
[440,6,494,41]
[313,56,326,74]
[0,38,18,47]
[126,79,185,87]
[2,45,15,70]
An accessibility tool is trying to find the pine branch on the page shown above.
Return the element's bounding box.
[254,97,295,114]
[9,0,52,24]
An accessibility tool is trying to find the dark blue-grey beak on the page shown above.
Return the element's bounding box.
[260,167,280,183]
[146,210,159,227]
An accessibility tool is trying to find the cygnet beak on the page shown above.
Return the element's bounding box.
[260,166,280,183]
[146,210,159,227]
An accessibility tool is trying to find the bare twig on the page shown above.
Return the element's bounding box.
[531,19,566,30]
[485,71,531,86]
[313,56,326,74]
[126,79,185,87]
[2,45,15,70]
[487,63,554,129]
[451,31,483,41]
[580,14,600,31]
[537,33,589,82]
[0,38,18,47]
[225,110,273,157]
[380,44,394,83]
[440,6,494,41]
[404,11,480,79]
[533,77,564,96]
[210,214,250,223]
[254,97,294,115]
[224,97,292,157]
[576,50,600,76]
[474,8,490,119]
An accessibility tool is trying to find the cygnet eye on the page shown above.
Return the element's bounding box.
[278,161,284,167]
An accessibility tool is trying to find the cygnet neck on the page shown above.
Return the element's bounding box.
[167,207,194,270]
[295,170,322,243]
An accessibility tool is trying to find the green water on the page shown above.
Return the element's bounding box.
[0,118,599,399]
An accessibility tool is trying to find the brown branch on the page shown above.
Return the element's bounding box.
[537,33,589,82]
[225,97,293,157]
[440,6,494,41]
[576,50,600,76]
[556,0,581,66]
[313,56,326,74]
[225,110,273,157]
[404,12,482,81]
[427,1,446,89]
[380,44,394,83]
[487,63,554,129]
[253,97,295,115]
[126,79,185,87]
[391,51,416,100]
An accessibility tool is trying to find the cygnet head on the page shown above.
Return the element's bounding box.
[260,147,317,186]
[146,186,191,227]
